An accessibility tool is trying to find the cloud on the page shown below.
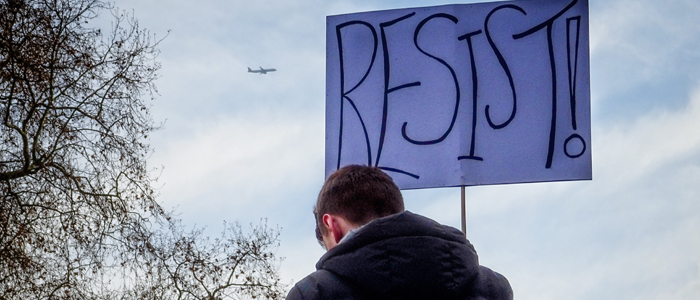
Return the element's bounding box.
[151,109,324,220]
[590,0,700,68]
[590,0,700,118]
[596,84,700,184]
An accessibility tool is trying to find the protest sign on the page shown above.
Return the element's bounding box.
[326,0,591,189]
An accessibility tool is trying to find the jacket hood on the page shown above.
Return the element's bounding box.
[316,211,480,299]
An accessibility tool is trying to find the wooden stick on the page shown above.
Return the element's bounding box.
[461,186,467,237]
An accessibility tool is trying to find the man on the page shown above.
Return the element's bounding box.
[287,165,513,300]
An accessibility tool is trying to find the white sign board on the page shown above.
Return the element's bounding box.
[325,0,591,189]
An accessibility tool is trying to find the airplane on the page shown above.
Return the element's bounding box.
[248,67,277,74]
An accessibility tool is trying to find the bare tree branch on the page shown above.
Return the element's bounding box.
[1,1,286,299]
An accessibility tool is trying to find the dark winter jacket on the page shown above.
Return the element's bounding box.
[286,211,513,300]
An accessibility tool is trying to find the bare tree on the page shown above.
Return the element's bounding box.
[0,0,285,299]
[130,220,285,300]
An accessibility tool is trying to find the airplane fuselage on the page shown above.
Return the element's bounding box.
[248,67,277,74]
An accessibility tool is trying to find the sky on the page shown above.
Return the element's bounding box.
[106,0,700,299]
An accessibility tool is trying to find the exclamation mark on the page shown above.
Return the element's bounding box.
[564,16,586,159]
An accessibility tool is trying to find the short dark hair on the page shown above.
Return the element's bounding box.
[314,165,404,241]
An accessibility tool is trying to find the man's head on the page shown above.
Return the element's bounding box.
[314,165,404,250]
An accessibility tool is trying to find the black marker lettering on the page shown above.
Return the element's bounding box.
[379,166,420,180]
[335,21,378,169]
[484,5,525,130]
[564,15,586,159]
[373,12,421,180]
[457,30,484,161]
[402,13,461,145]
[564,133,586,158]
[375,12,416,167]
[513,0,579,168]
[566,16,581,131]
[331,0,588,179]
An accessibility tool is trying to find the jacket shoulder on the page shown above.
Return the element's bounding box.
[466,266,513,300]
[286,269,368,300]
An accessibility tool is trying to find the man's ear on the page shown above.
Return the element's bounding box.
[322,214,344,245]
